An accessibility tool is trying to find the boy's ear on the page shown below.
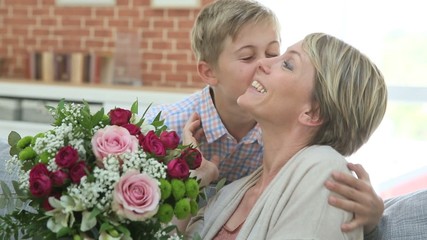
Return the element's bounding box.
[299,104,323,127]
[197,61,218,86]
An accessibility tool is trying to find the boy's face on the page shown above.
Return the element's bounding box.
[213,21,280,110]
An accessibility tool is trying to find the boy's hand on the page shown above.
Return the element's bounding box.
[325,163,384,234]
[184,112,220,187]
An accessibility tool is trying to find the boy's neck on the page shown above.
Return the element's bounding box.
[210,88,256,142]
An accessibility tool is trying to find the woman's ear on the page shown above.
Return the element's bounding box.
[299,105,323,127]
[197,61,218,86]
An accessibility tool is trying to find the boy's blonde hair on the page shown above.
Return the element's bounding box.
[191,0,279,66]
[303,33,388,156]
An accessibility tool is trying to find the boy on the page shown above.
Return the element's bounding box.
[144,0,382,235]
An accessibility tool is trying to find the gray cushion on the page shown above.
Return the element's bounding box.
[378,189,427,240]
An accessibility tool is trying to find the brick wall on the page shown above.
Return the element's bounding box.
[0,0,214,88]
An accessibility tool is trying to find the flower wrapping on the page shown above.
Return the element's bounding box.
[0,100,203,240]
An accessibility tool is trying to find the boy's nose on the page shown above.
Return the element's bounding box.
[257,58,271,74]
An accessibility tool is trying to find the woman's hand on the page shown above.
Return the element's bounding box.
[325,163,384,234]
[183,112,220,187]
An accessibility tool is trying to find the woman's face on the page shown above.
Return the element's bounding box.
[237,40,316,126]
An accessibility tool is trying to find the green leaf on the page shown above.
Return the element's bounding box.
[9,145,19,157]
[89,207,102,219]
[56,227,72,237]
[1,181,12,198]
[141,102,153,118]
[8,131,21,147]
[0,196,6,209]
[100,222,114,232]
[215,178,227,192]
[91,107,105,127]
[131,100,139,114]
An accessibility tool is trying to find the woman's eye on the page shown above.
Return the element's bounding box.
[282,61,293,70]
[241,56,254,61]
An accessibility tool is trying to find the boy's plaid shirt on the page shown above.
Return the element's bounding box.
[145,86,263,183]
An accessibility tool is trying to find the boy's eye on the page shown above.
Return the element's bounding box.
[266,53,279,58]
[282,60,293,70]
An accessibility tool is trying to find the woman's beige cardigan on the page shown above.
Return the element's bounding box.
[186,145,363,240]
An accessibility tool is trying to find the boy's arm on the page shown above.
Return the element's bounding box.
[325,163,384,236]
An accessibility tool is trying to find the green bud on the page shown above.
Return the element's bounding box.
[171,179,186,200]
[31,133,45,146]
[159,179,172,200]
[190,199,198,215]
[185,178,199,199]
[73,234,82,240]
[174,198,191,219]
[19,146,37,161]
[157,203,174,223]
[108,229,120,237]
[16,136,33,150]
[39,151,50,164]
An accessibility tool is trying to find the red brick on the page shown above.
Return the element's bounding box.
[94,29,112,38]
[142,51,163,61]
[165,52,189,61]
[132,19,150,28]
[95,8,115,17]
[32,7,51,16]
[40,18,58,26]
[84,18,104,27]
[144,9,165,18]
[109,19,129,28]
[4,0,36,5]
[152,40,172,49]
[167,9,191,18]
[85,39,104,48]
[54,29,90,38]
[133,0,150,6]
[167,30,190,40]
[61,18,82,27]
[178,19,196,29]
[153,19,174,28]
[54,8,92,17]
[165,73,188,82]
[4,17,36,26]
[118,8,139,18]
[176,40,191,50]
[152,62,173,71]
[40,38,60,48]
[11,6,29,16]
[11,28,28,36]
[142,30,163,39]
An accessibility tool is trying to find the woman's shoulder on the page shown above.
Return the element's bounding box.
[293,145,349,171]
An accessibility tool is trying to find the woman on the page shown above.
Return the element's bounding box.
[185,32,387,240]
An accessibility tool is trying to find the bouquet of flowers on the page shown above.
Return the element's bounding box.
[0,100,203,240]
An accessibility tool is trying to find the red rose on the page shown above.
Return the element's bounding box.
[55,146,79,168]
[181,147,202,169]
[29,175,52,198]
[29,163,50,180]
[109,108,132,126]
[140,130,166,157]
[122,123,141,136]
[159,131,180,149]
[69,161,88,184]
[50,169,69,187]
[167,158,190,179]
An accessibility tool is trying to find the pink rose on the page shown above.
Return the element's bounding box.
[167,158,190,179]
[50,169,69,187]
[111,170,160,221]
[30,175,52,198]
[69,161,88,184]
[55,146,79,168]
[91,125,139,162]
[29,163,50,180]
[109,108,132,126]
[139,130,166,157]
[122,123,141,136]
[159,131,180,149]
[181,147,202,170]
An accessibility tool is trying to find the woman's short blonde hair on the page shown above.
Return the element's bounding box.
[303,33,388,156]
[191,0,279,67]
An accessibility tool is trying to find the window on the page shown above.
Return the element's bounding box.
[260,0,427,198]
